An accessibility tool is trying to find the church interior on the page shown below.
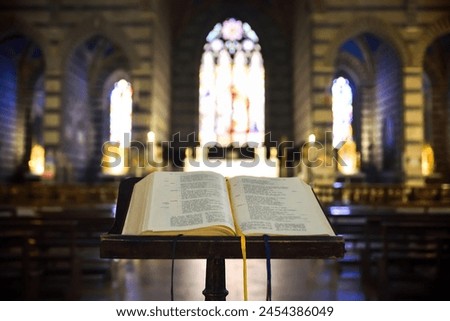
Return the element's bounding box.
[1,0,450,301]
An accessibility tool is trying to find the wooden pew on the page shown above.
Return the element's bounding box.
[0,203,116,299]
[0,205,17,217]
[327,204,450,299]
[326,205,371,266]
[37,206,115,279]
[0,218,36,299]
[377,219,450,299]
[0,217,81,300]
[0,182,118,207]
[361,213,450,300]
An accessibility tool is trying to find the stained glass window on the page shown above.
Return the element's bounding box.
[332,77,353,148]
[110,79,132,143]
[199,18,265,147]
[104,79,132,175]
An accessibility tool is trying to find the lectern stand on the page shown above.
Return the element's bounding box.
[100,177,345,300]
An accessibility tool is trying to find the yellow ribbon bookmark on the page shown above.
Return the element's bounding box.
[240,235,248,301]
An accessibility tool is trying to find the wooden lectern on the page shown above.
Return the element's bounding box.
[100,177,345,300]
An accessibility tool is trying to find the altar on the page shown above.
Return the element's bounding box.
[183,146,280,178]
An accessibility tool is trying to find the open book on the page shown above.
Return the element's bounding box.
[122,171,335,237]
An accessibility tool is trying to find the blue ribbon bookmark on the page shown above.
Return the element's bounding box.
[263,234,272,301]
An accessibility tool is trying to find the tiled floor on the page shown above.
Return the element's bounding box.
[80,258,366,301]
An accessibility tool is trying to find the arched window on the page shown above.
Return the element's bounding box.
[199,18,265,146]
[103,79,132,175]
[332,76,360,175]
[110,79,132,143]
[332,77,353,148]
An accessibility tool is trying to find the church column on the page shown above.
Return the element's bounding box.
[403,66,425,186]
[360,85,375,165]
[150,0,171,144]
[309,3,334,146]
[293,0,312,144]
[311,67,333,143]
[309,65,336,184]
[42,69,63,181]
[127,71,152,175]
[130,73,152,144]
[127,0,171,174]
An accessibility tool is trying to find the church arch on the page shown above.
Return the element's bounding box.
[324,16,410,68]
[334,51,371,157]
[332,32,404,181]
[0,15,49,60]
[60,14,140,72]
[0,31,46,182]
[62,33,132,181]
[415,14,450,66]
[422,32,450,179]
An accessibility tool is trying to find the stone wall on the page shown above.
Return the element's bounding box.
[0,0,171,181]
[296,0,450,185]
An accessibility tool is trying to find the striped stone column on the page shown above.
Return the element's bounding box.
[43,69,62,180]
[403,66,424,186]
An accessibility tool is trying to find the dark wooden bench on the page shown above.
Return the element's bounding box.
[326,206,370,266]
[37,207,115,279]
[0,204,115,299]
[326,204,450,299]
[0,217,81,300]
[361,213,450,300]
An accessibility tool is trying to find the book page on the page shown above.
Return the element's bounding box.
[122,175,154,235]
[145,171,236,233]
[228,176,335,236]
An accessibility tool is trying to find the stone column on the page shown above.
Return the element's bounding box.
[403,66,425,186]
[42,65,63,182]
[309,65,336,184]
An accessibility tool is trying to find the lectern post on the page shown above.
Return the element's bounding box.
[202,258,228,300]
